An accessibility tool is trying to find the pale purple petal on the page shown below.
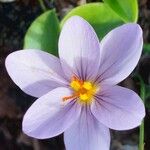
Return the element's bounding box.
[97,23,143,85]
[64,107,110,150]
[5,50,68,97]
[59,16,101,80]
[91,85,145,130]
[23,87,81,139]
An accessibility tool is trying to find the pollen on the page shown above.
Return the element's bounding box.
[63,76,97,104]
[79,94,89,101]
[70,80,81,91]
[82,82,93,90]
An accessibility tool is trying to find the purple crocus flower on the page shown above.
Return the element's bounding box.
[5,16,145,150]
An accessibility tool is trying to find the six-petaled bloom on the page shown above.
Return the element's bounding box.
[5,16,145,150]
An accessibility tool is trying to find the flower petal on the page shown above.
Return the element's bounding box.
[64,107,110,150]
[59,16,100,80]
[23,87,81,139]
[5,49,68,97]
[97,23,143,85]
[91,85,145,130]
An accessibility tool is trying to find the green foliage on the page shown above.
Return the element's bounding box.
[61,3,124,39]
[144,44,150,54]
[24,1,139,54]
[24,10,60,55]
[103,0,138,22]
[144,85,150,109]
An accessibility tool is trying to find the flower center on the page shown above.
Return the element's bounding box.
[63,76,97,104]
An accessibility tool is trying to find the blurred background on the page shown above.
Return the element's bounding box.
[0,0,150,150]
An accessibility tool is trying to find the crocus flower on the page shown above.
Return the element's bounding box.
[5,16,145,150]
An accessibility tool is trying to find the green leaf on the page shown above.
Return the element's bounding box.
[145,85,150,109]
[61,3,124,39]
[143,44,150,54]
[24,10,60,55]
[103,0,138,22]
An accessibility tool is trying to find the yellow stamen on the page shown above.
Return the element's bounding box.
[70,80,81,91]
[63,76,97,104]
[79,93,89,101]
[82,82,93,90]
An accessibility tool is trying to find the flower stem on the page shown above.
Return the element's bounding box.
[139,121,144,150]
[38,0,47,12]
[138,75,145,150]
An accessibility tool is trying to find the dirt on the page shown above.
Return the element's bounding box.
[0,0,150,150]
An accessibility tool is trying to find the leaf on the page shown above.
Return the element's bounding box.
[103,0,138,22]
[24,10,60,55]
[0,0,15,2]
[144,44,150,54]
[61,3,124,39]
[144,85,150,109]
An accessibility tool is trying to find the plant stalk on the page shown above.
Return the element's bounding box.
[38,0,47,12]
[138,76,145,150]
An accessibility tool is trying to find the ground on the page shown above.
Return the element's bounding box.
[0,0,150,149]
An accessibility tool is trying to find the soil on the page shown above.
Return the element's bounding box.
[0,0,150,150]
